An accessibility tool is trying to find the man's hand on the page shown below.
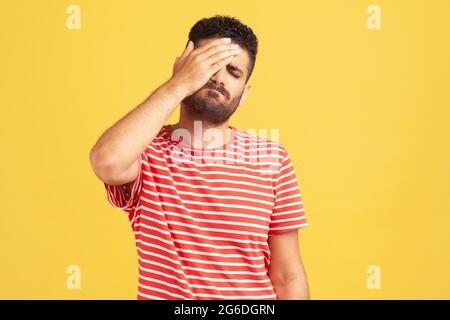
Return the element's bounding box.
[169,37,241,97]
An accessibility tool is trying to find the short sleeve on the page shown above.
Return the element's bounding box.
[268,148,308,235]
[104,150,148,214]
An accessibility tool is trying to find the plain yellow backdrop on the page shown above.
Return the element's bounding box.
[1,0,449,299]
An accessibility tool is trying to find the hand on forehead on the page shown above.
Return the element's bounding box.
[193,37,248,79]
[196,37,240,48]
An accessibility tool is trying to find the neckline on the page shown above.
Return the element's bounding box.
[164,124,237,151]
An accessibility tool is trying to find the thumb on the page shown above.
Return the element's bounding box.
[181,40,194,58]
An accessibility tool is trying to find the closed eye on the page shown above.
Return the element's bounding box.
[228,69,240,78]
[227,65,243,78]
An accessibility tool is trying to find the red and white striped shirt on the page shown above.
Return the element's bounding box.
[104,124,308,300]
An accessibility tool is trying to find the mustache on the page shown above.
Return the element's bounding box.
[203,82,230,100]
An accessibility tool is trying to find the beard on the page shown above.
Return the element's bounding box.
[181,85,244,125]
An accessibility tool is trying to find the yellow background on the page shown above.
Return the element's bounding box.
[1,0,449,299]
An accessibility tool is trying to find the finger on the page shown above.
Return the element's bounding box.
[205,48,240,66]
[193,37,232,56]
[209,55,235,73]
[197,43,240,61]
[180,40,194,59]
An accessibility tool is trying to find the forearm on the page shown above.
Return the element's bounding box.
[273,275,310,300]
[90,78,186,173]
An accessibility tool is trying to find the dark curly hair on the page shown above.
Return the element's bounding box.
[188,15,258,83]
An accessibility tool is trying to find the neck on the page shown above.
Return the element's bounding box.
[172,106,233,149]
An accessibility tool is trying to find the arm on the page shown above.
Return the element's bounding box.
[89,79,185,186]
[268,230,310,299]
[89,38,240,186]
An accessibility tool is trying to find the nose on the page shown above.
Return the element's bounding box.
[210,67,226,86]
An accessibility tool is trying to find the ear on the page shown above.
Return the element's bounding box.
[238,83,252,106]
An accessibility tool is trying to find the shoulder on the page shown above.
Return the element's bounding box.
[154,124,172,142]
[146,124,174,150]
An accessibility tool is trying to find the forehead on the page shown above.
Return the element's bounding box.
[197,37,250,76]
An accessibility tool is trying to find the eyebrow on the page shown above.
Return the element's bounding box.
[227,64,244,75]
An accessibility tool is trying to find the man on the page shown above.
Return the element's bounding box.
[89,15,310,300]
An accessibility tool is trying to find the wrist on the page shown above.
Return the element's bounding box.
[163,78,189,101]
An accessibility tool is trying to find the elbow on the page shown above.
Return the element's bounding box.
[89,146,119,185]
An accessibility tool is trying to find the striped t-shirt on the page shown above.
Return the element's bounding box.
[104,124,308,300]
